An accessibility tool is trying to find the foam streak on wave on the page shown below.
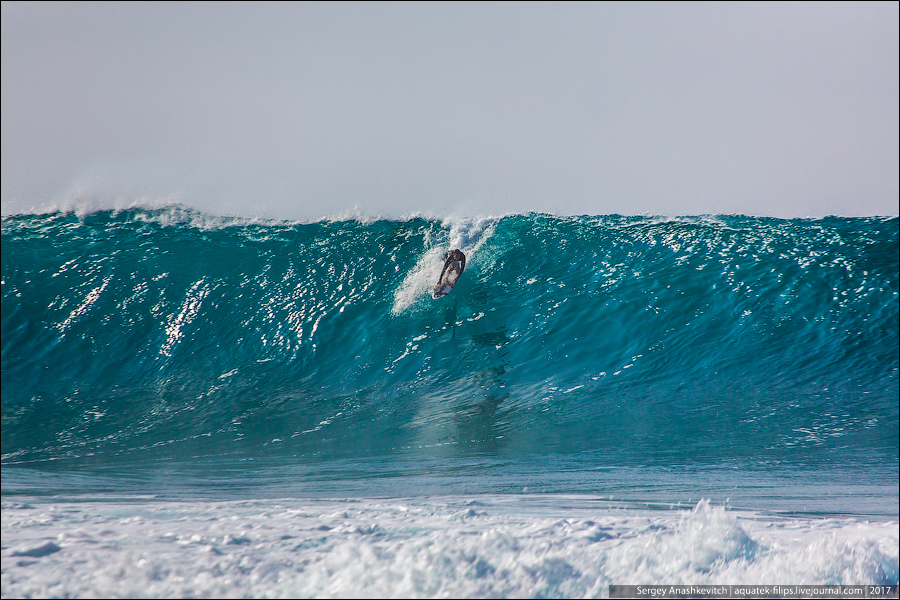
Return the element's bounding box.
[391,216,496,314]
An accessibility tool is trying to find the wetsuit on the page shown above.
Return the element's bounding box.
[438,249,466,286]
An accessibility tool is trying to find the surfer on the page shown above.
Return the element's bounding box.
[433,249,466,298]
[439,249,466,282]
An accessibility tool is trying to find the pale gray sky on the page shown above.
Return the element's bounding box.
[2,1,898,219]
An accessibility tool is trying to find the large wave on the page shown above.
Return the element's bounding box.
[2,208,897,468]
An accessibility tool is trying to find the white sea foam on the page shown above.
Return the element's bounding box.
[2,496,896,598]
[391,216,497,315]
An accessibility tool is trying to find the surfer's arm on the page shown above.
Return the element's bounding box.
[437,258,451,283]
[458,255,466,275]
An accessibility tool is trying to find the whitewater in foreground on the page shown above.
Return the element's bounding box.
[3,495,897,598]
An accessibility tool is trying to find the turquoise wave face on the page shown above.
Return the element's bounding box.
[2,209,898,468]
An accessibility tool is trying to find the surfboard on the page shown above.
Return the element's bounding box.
[432,284,453,299]
[432,264,462,299]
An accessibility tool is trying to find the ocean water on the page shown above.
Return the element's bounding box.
[2,208,898,597]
